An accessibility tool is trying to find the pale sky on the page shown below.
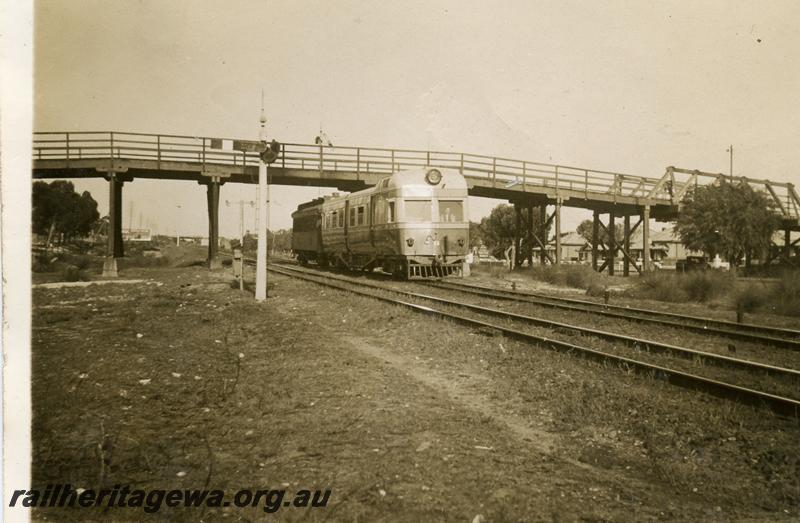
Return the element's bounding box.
[34,0,800,237]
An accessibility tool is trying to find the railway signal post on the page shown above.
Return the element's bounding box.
[255,106,269,301]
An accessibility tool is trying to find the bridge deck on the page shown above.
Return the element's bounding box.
[32,131,799,225]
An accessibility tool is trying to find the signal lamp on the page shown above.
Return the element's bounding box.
[425,169,442,185]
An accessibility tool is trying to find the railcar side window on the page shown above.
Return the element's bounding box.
[338,211,344,228]
[387,201,395,223]
[349,208,356,226]
[357,206,365,226]
[439,200,464,222]
[404,200,432,222]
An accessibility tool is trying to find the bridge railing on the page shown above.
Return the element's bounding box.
[33,131,263,170]
[34,131,667,201]
[278,142,666,201]
[32,132,798,219]
[658,166,799,220]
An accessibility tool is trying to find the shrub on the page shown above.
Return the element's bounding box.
[732,283,767,314]
[32,253,54,273]
[682,271,732,302]
[769,270,800,317]
[529,265,605,292]
[564,265,600,289]
[632,271,732,303]
[633,272,689,302]
[61,265,90,282]
[585,282,606,297]
[119,255,171,269]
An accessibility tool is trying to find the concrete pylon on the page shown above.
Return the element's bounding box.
[206,178,222,270]
[102,172,122,277]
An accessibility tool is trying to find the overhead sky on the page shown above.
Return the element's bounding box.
[34,0,800,237]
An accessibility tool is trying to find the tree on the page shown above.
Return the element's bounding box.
[32,181,99,244]
[479,204,545,259]
[675,181,780,271]
[468,221,483,249]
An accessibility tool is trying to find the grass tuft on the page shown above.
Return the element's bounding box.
[529,265,606,291]
[768,270,800,317]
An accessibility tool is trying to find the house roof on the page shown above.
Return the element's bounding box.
[559,231,586,245]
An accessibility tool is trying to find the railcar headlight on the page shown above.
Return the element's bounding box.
[425,168,442,185]
[425,235,432,245]
[406,238,414,247]
[458,238,465,247]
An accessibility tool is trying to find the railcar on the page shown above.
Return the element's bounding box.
[291,167,469,279]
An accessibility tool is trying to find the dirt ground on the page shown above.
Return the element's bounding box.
[31,256,799,522]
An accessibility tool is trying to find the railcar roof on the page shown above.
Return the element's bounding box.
[292,167,467,214]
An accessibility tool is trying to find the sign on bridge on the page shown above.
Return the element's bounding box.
[232,140,267,153]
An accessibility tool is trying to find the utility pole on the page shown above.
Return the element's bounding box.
[727,145,734,179]
[255,94,269,301]
[226,199,255,249]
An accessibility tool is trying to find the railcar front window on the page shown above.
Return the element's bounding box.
[387,201,395,223]
[404,200,432,222]
[439,200,464,222]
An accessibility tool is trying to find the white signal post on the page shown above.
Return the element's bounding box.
[255,104,269,301]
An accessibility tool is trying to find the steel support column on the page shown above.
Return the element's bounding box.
[207,178,222,269]
[540,205,548,265]
[608,211,616,276]
[102,172,120,277]
[513,203,522,269]
[526,204,534,267]
[554,200,562,264]
[642,205,650,272]
[623,215,631,276]
[592,210,599,271]
[786,228,792,261]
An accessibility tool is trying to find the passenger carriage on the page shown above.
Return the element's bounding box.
[291,167,469,279]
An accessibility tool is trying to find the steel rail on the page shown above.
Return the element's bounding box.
[266,264,800,417]
[430,281,800,351]
[269,263,800,381]
[441,280,800,338]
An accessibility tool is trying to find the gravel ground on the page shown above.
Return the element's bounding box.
[31,262,800,522]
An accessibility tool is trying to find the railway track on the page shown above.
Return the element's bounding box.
[265,262,800,417]
[428,280,800,351]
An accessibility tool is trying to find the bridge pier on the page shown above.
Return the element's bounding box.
[623,215,631,276]
[539,205,547,265]
[642,205,651,272]
[608,211,616,276]
[785,228,792,262]
[526,204,534,267]
[102,172,126,277]
[591,209,645,276]
[205,177,223,270]
[591,210,599,271]
[554,200,562,264]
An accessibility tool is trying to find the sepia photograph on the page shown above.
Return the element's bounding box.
[2,1,799,521]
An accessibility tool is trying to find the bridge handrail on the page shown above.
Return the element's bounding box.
[31,131,799,219]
